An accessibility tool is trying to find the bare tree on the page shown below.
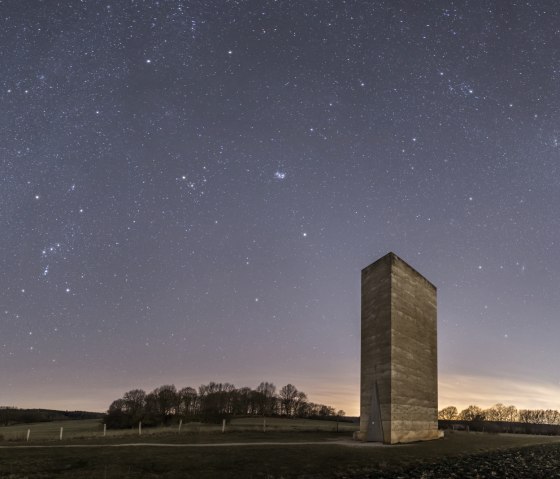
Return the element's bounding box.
[544,409,560,425]
[279,384,299,417]
[149,385,178,424]
[504,405,518,422]
[518,409,532,423]
[233,387,253,415]
[123,389,146,423]
[458,405,484,421]
[178,387,198,418]
[255,381,277,416]
[294,391,308,417]
[106,379,341,428]
[438,406,458,420]
[106,399,128,428]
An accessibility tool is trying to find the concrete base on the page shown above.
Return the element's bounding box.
[389,429,441,444]
[355,429,444,444]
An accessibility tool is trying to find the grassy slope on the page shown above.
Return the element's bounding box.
[0,417,356,442]
[1,428,560,478]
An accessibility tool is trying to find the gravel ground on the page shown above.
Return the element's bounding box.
[347,442,560,479]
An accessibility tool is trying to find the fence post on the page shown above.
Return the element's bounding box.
[59,427,63,440]
[263,418,266,433]
[139,421,142,436]
[222,419,226,433]
[26,429,31,442]
[103,424,107,437]
[178,419,183,433]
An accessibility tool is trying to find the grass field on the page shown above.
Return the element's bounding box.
[1,421,560,478]
[0,419,104,442]
[0,417,356,443]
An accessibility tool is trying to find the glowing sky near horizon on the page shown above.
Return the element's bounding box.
[2,1,560,416]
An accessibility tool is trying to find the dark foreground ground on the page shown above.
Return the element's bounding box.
[354,442,560,478]
[1,430,559,478]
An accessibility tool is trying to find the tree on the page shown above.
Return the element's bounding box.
[484,403,516,422]
[438,406,458,420]
[544,409,560,425]
[123,389,146,423]
[504,405,518,422]
[106,399,130,428]
[337,410,346,417]
[178,387,198,418]
[148,385,178,424]
[197,382,238,419]
[279,384,299,417]
[532,409,547,424]
[458,405,485,421]
[232,387,253,415]
[106,378,340,428]
[294,392,309,417]
[518,409,532,423]
[317,404,335,417]
[484,404,502,421]
[255,382,277,416]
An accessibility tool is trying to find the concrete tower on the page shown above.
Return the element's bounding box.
[359,252,439,444]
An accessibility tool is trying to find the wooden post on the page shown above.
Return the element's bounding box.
[103,424,107,437]
[222,419,226,433]
[26,429,31,442]
[178,419,183,433]
[59,427,63,440]
[139,421,142,436]
[263,418,266,433]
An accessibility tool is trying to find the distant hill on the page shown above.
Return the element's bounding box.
[0,407,105,426]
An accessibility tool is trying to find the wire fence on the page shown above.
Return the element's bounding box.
[0,417,358,442]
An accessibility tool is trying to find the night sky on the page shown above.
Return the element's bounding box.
[2,1,560,415]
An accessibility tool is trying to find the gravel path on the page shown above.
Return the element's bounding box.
[343,442,560,479]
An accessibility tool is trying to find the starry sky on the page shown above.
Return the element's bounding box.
[2,1,560,415]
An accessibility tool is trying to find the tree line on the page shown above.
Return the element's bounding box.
[106,382,345,428]
[0,407,103,426]
[438,404,560,425]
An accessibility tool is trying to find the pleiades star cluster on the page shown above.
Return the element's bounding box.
[1,1,559,412]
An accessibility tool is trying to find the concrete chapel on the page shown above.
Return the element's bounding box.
[358,252,439,444]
